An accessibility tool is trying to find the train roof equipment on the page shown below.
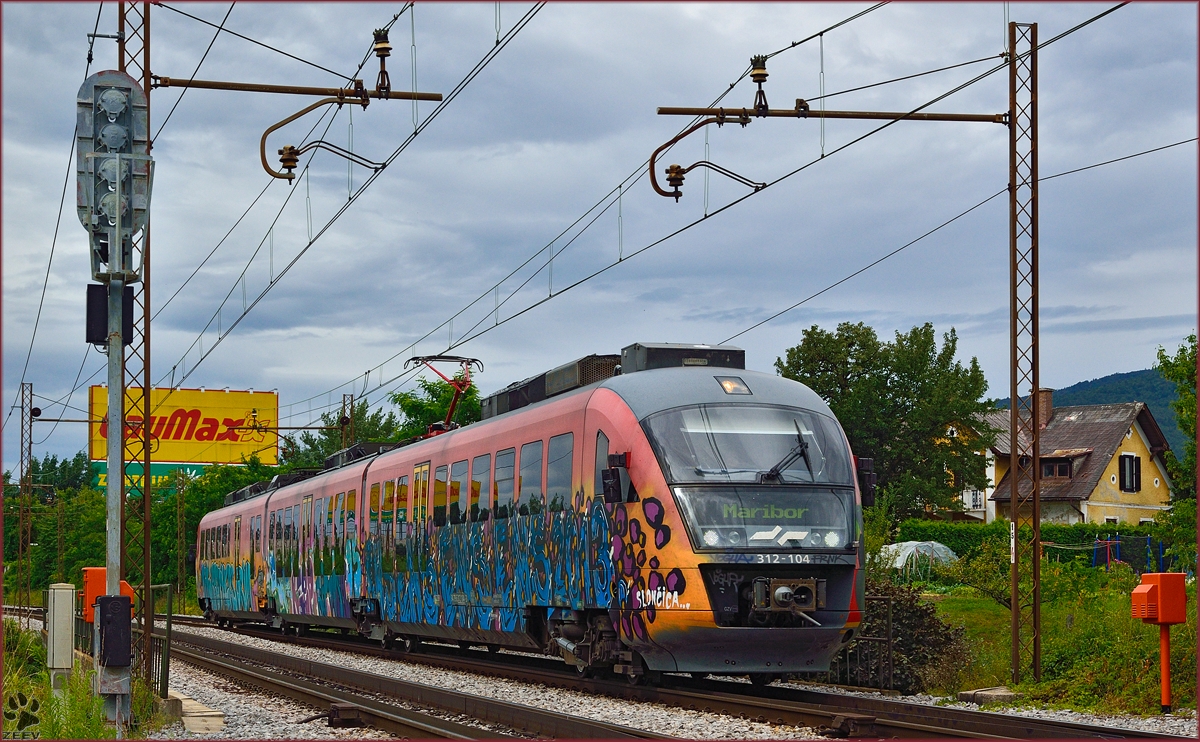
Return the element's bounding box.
[481,343,744,420]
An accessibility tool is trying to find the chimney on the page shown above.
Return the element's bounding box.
[1037,388,1054,429]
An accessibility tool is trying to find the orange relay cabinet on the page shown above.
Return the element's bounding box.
[1131,572,1186,625]
[81,567,135,623]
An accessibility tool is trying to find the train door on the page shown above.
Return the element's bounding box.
[411,464,430,573]
[302,495,313,586]
[413,464,430,525]
[233,516,242,600]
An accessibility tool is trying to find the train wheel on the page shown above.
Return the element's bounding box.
[402,636,421,653]
[690,673,708,680]
[382,633,395,650]
[486,644,501,654]
[576,663,594,678]
[748,673,776,686]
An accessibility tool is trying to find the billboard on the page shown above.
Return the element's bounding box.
[91,462,209,494]
[89,386,278,465]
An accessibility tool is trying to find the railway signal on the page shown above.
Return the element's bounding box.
[651,23,1043,683]
[76,63,156,725]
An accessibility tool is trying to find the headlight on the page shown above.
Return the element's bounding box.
[703,529,720,547]
[824,531,842,547]
[727,530,742,545]
[804,532,823,547]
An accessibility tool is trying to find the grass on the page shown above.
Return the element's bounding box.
[2,620,170,738]
[931,569,1197,715]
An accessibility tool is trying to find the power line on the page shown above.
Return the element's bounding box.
[278,2,892,421]
[807,53,1003,103]
[33,348,92,445]
[158,3,545,393]
[4,2,105,434]
[721,136,1196,343]
[436,3,1129,353]
[155,2,358,81]
[153,2,235,143]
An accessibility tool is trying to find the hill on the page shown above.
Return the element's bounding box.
[995,369,1184,454]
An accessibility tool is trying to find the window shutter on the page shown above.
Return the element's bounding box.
[1119,456,1128,491]
[1134,456,1141,491]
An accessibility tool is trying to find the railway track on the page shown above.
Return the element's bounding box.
[164,615,1187,740]
[167,631,663,739]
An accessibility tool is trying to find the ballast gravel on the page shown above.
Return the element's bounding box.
[167,621,1198,739]
[775,680,1198,738]
[147,661,398,740]
[166,623,820,739]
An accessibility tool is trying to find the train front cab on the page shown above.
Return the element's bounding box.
[588,368,865,679]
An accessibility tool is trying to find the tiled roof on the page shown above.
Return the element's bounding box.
[988,402,1169,503]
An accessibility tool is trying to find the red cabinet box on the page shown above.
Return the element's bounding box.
[1131,573,1186,626]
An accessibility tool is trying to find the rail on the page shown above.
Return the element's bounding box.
[170,621,1184,739]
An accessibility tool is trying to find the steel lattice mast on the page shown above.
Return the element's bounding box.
[1007,21,1041,684]
[118,0,154,684]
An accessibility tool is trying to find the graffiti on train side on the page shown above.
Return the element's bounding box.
[199,491,618,633]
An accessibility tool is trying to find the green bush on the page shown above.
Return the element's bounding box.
[897,519,1173,566]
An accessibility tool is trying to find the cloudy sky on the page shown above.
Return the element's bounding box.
[3,2,1196,471]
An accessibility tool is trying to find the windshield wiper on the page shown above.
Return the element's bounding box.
[694,467,759,476]
[760,420,814,483]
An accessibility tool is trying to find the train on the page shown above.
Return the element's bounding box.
[196,342,871,684]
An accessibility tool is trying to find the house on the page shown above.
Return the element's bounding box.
[965,389,1173,525]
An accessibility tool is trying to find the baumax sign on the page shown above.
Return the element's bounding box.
[89,386,278,465]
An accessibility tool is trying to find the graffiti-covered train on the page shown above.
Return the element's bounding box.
[196,343,871,683]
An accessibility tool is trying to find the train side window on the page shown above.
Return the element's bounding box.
[413,464,429,523]
[433,465,449,527]
[292,504,301,576]
[547,433,573,512]
[346,489,358,542]
[494,448,515,519]
[518,440,544,516]
[594,430,610,498]
[383,481,395,536]
[450,460,469,525]
[369,483,381,537]
[315,498,326,576]
[282,507,290,576]
[334,493,346,575]
[302,497,312,575]
[471,455,491,521]
[396,476,410,528]
[221,524,228,559]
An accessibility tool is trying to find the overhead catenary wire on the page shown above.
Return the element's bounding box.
[153,2,235,143]
[279,2,892,423]
[437,2,1130,357]
[157,3,546,394]
[720,136,1197,344]
[155,1,359,82]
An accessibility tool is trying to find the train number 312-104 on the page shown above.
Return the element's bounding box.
[756,553,812,564]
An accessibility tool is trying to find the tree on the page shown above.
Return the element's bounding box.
[1155,332,1195,499]
[388,374,481,441]
[776,322,996,521]
[281,398,402,469]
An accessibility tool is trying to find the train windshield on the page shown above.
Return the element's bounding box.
[642,404,852,485]
[672,486,854,551]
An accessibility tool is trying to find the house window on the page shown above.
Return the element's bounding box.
[1104,516,1118,525]
[965,490,983,510]
[1139,518,1154,525]
[1041,460,1070,478]
[1118,455,1141,493]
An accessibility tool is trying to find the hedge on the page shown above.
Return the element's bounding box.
[896,519,1165,561]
